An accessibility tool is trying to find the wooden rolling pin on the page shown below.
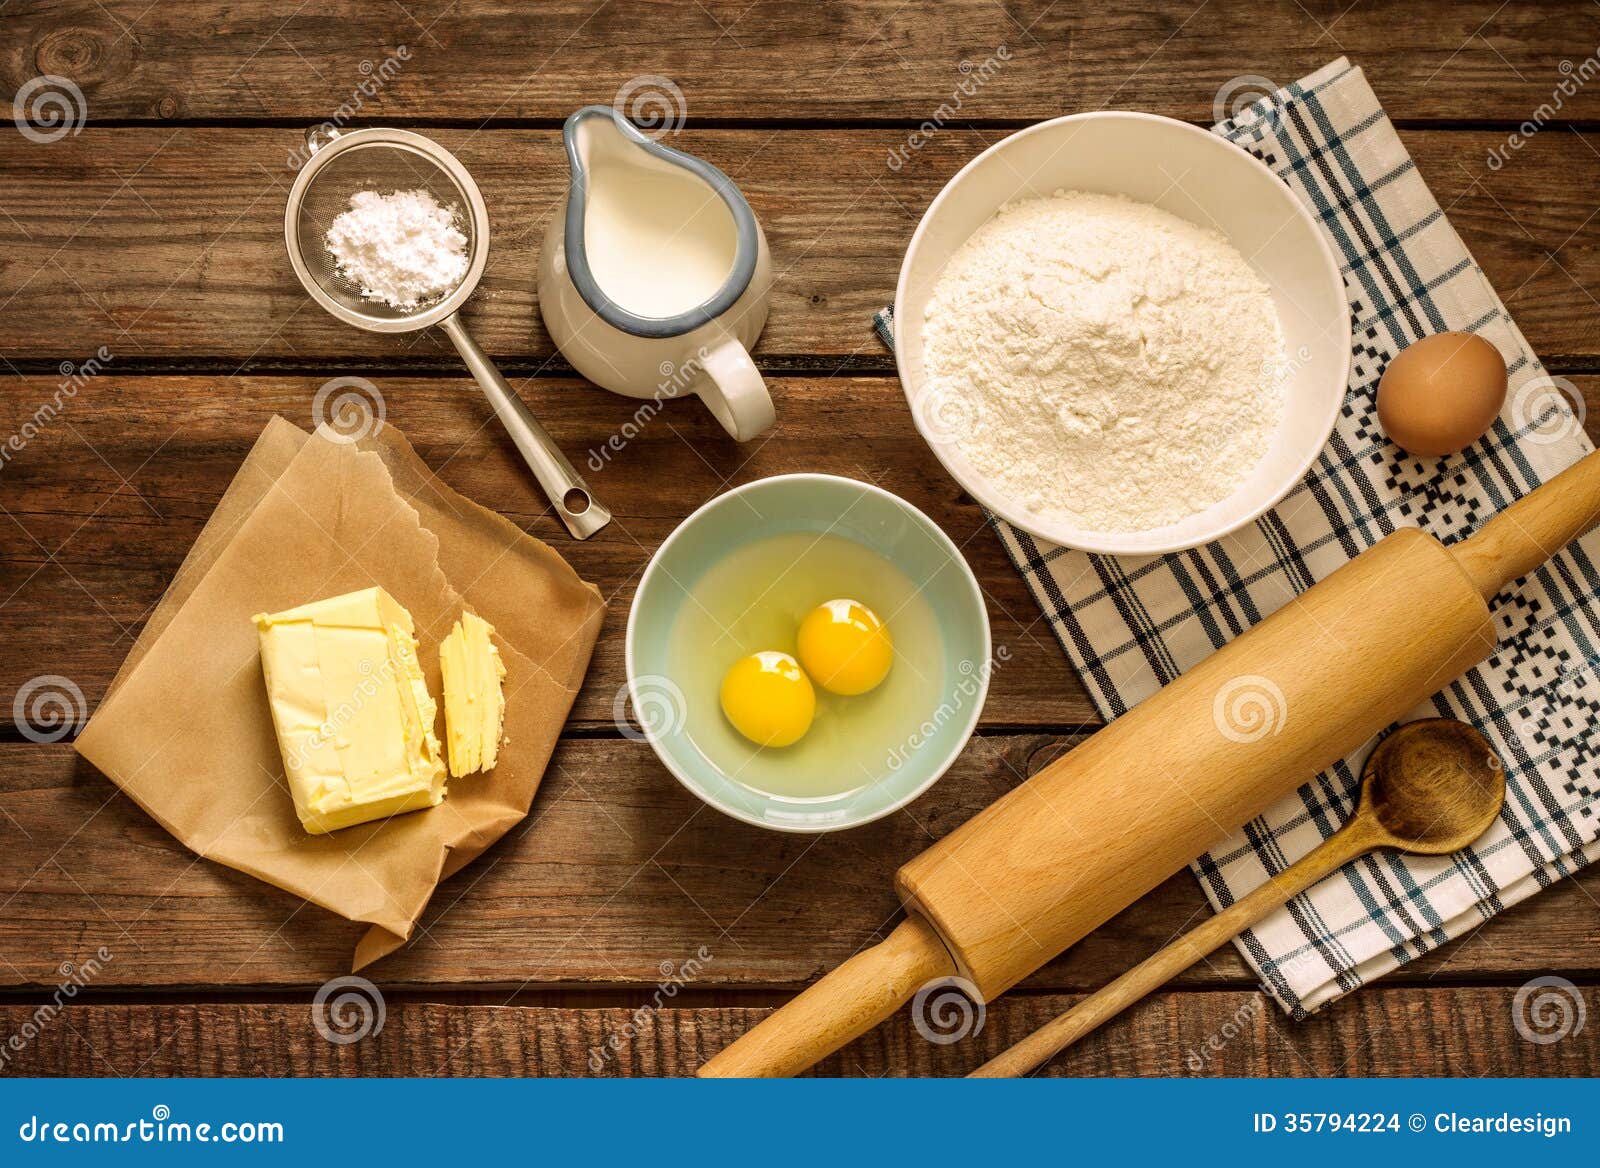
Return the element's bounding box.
[699,448,1600,1077]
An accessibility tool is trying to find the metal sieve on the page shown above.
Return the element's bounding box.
[284,126,609,539]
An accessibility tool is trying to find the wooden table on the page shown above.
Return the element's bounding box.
[2,1,1597,1077]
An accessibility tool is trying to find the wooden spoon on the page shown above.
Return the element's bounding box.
[969,718,1506,1078]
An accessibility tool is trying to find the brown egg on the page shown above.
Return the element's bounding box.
[1377,332,1507,457]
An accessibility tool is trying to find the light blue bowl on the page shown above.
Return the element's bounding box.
[626,474,992,832]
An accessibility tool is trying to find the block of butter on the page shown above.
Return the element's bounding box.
[439,610,507,777]
[253,586,448,835]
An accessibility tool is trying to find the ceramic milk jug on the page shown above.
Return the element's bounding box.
[538,106,776,441]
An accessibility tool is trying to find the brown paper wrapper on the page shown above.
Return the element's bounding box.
[75,417,605,970]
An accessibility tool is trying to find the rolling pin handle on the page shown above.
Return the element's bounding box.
[698,915,956,1077]
[1452,448,1600,600]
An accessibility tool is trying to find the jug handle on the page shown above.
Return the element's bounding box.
[693,327,775,442]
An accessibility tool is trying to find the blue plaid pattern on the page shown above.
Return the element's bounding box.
[877,58,1600,1017]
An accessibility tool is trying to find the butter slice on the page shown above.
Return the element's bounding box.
[439,611,507,777]
[253,586,447,835]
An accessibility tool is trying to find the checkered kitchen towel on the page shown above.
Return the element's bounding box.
[876,58,1600,1018]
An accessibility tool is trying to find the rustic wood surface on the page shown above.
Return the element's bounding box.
[7,740,1597,991]
[6,373,1600,734]
[4,1,1599,124]
[5,128,1600,365]
[1,0,1597,1078]
[4,988,1595,1076]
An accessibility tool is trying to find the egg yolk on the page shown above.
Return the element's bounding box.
[796,599,893,696]
[720,651,816,748]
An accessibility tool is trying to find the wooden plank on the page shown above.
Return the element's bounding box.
[3,2,1597,125]
[0,374,1088,731]
[3,988,1596,1076]
[3,127,1599,363]
[3,742,1597,989]
[9,372,1600,734]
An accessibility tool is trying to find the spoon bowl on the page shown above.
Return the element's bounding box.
[1361,718,1505,854]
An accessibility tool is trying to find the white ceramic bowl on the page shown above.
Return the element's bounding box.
[894,112,1351,556]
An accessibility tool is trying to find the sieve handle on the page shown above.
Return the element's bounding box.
[440,313,611,540]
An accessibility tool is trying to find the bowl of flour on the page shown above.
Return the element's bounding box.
[895,112,1349,556]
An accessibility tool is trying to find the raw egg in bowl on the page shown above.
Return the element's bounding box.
[626,474,992,833]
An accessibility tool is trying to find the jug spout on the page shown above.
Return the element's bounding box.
[563,103,642,175]
[560,105,762,339]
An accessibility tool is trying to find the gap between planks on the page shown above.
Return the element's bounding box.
[1,975,1596,1008]
[49,117,1600,132]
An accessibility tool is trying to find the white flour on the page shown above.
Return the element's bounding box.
[325,189,468,309]
[921,191,1287,533]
